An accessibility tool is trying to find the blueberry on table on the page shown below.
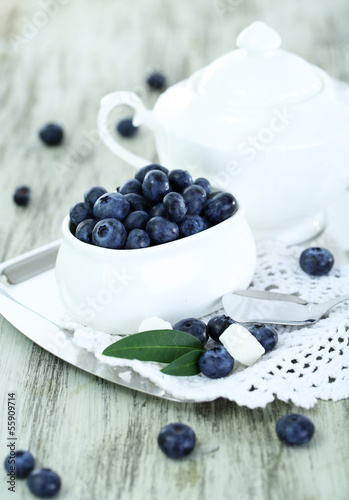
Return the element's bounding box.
[117,178,142,195]
[93,192,130,221]
[142,170,171,203]
[116,117,139,138]
[178,215,207,237]
[27,468,61,498]
[276,414,314,445]
[146,71,167,90]
[249,324,278,352]
[69,202,93,226]
[125,229,151,249]
[194,177,212,195]
[146,217,179,245]
[207,314,234,342]
[124,193,152,213]
[158,423,195,459]
[173,318,208,345]
[13,186,31,206]
[163,192,187,222]
[199,346,234,379]
[299,247,334,276]
[75,219,97,244]
[182,184,207,215]
[123,210,150,231]
[84,186,107,208]
[4,450,34,479]
[203,192,238,223]
[135,163,169,183]
[168,169,193,193]
[92,219,127,249]
[39,123,63,146]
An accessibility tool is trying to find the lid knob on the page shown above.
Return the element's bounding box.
[236,21,281,55]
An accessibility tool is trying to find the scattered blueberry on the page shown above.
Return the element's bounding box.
[207,314,234,342]
[146,217,179,244]
[182,184,207,215]
[203,192,238,223]
[92,219,127,249]
[118,178,142,195]
[93,192,130,221]
[124,193,152,213]
[142,170,171,203]
[168,169,193,193]
[249,325,278,352]
[39,123,63,146]
[123,211,150,231]
[194,177,211,195]
[276,414,315,445]
[199,346,234,378]
[147,72,167,90]
[178,215,207,237]
[13,186,31,206]
[149,202,166,218]
[4,450,35,479]
[75,219,97,244]
[125,229,151,249]
[299,247,334,276]
[27,468,61,498]
[116,117,138,138]
[135,164,169,183]
[173,318,208,345]
[69,202,93,226]
[84,186,107,208]
[163,192,187,222]
[158,423,195,459]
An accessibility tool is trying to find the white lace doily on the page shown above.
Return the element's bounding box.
[65,240,349,409]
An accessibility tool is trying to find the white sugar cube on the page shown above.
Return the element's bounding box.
[138,317,172,333]
[220,324,265,366]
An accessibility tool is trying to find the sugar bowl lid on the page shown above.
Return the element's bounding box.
[196,21,323,108]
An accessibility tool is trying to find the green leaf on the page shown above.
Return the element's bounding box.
[102,329,205,363]
[160,350,203,376]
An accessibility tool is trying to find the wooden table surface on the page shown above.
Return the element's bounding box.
[1,1,348,499]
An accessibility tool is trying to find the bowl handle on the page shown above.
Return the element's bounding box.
[97,91,156,169]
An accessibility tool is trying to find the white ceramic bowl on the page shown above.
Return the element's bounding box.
[55,200,256,335]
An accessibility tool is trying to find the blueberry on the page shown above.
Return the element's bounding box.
[75,219,97,244]
[207,314,234,342]
[117,178,142,195]
[116,117,138,137]
[195,177,212,196]
[178,215,207,237]
[27,468,61,498]
[123,211,150,231]
[146,217,179,245]
[203,192,238,223]
[173,318,208,345]
[92,219,127,249]
[124,193,152,213]
[276,414,315,445]
[182,184,207,215]
[149,202,166,218]
[199,346,234,378]
[135,164,169,183]
[299,247,334,276]
[249,325,278,352]
[163,192,187,222]
[125,229,151,249]
[13,186,31,206]
[142,170,171,203]
[4,450,35,479]
[39,123,63,146]
[168,169,193,192]
[158,423,195,459]
[146,72,167,90]
[93,192,130,221]
[69,202,93,226]
[84,186,107,208]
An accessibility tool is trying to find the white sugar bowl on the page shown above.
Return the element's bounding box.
[98,21,349,244]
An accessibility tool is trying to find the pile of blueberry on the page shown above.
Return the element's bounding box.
[69,164,238,249]
[4,450,61,498]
